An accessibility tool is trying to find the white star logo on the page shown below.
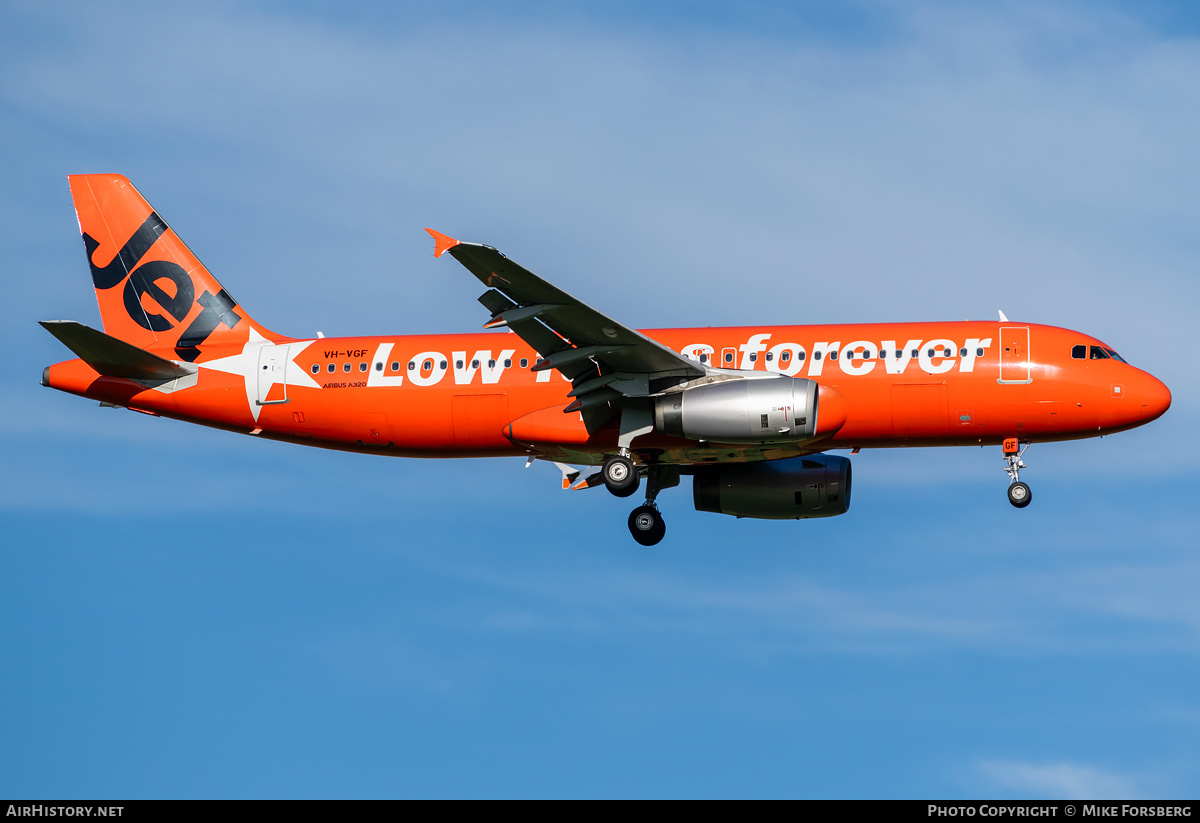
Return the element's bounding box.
[201,328,320,422]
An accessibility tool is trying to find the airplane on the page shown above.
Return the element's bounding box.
[40,174,1172,545]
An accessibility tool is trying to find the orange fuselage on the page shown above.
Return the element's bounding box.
[44,320,1171,465]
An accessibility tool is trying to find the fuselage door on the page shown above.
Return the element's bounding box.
[998,326,1031,385]
[256,344,291,405]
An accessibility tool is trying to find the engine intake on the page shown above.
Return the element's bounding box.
[692,454,852,519]
[655,377,819,443]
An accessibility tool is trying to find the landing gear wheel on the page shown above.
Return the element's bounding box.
[1007,481,1032,508]
[602,455,639,498]
[1001,441,1032,509]
[628,505,666,546]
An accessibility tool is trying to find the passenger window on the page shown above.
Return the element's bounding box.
[439,360,447,370]
[359,362,367,372]
[765,352,774,361]
[960,348,967,357]
[780,351,790,362]
[814,351,822,361]
[311,364,320,374]
[927,348,934,357]
[724,352,733,363]
[910,349,918,357]
[472,359,480,368]
[456,359,464,369]
[520,358,528,368]
[374,362,382,372]
[488,359,496,368]
[504,359,512,368]
[797,352,805,361]
[343,362,351,373]
[1090,346,1110,360]
[408,361,415,371]
[328,363,335,373]
[390,361,399,371]
[976,348,983,357]
[749,353,757,362]
[423,359,433,370]
[699,354,708,363]
[829,351,838,361]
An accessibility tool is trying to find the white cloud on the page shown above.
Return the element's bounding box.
[401,523,1200,658]
[308,631,484,700]
[977,758,1142,799]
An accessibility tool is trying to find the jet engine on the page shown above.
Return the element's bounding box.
[692,454,852,519]
[654,377,819,443]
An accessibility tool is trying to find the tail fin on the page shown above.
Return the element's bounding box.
[67,174,277,361]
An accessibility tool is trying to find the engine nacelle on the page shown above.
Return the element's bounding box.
[692,454,852,520]
[655,377,819,443]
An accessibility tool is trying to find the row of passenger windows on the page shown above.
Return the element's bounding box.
[310,358,527,375]
[308,345,996,376]
[1071,345,1126,363]
[697,346,985,364]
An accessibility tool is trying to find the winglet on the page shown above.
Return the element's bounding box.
[425,228,460,258]
[998,310,1009,322]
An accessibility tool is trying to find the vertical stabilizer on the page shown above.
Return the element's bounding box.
[67,174,278,361]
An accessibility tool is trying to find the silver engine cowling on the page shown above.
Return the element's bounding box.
[692,454,852,519]
[654,377,819,443]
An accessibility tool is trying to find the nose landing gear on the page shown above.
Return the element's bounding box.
[1007,481,1032,508]
[1002,438,1032,509]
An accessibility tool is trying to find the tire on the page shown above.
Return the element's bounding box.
[1007,481,1032,509]
[603,456,639,498]
[628,505,666,546]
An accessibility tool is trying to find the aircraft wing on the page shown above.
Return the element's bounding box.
[428,230,704,429]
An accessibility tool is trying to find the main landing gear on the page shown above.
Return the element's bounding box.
[602,453,672,546]
[601,454,639,498]
[1002,438,1032,509]
[628,505,666,547]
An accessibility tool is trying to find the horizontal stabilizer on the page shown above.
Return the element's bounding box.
[40,320,197,381]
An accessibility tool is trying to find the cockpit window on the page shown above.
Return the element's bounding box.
[1104,348,1127,363]
[1089,346,1110,360]
[1072,345,1086,359]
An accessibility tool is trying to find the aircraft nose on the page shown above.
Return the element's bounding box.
[1134,371,1172,423]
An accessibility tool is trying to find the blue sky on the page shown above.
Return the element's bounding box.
[1,0,1197,798]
